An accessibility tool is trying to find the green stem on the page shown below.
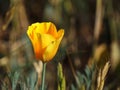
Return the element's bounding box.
[41,62,47,90]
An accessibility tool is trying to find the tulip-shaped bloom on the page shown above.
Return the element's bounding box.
[27,22,64,62]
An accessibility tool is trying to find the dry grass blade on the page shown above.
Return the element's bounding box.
[2,6,15,31]
[96,61,110,90]
[66,50,81,88]
[94,0,103,42]
[102,61,110,80]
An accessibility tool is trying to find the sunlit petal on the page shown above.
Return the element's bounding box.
[43,30,64,62]
[47,22,58,38]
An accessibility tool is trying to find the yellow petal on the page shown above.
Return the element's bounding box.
[47,22,58,38]
[57,29,64,39]
[40,34,56,49]
[43,29,64,62]
[36,22,51,33]
[28,22,52,34]
[27,29,43,59]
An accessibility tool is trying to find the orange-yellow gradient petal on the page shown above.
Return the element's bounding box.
[27,22,64,62]
[47,22,58,38]
[27,28,43,59]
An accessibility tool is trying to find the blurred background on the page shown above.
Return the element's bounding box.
[0,0,120,90]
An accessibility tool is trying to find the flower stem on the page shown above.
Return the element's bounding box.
[41,62,47,90]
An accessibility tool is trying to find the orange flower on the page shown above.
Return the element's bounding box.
[27,22,64,62]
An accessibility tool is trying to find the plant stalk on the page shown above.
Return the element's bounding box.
[41,62,46,90]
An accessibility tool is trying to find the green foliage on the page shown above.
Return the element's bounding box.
[71,64,95,90]
[26,70,37,90]
[71,84,78,90]
[19,69,37,90]
[8,71,21,90]
[57,63,66,90]
[0,65,40,90]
